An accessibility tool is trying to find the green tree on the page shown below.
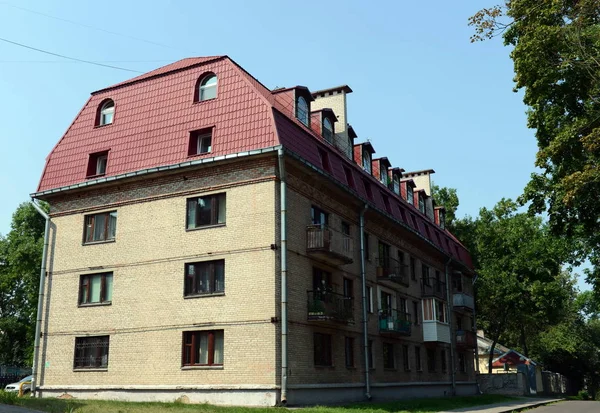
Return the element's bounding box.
[0,201,47,366]
[431,183,460,231]
[469,0,600,290]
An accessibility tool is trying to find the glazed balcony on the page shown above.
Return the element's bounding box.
[307,290,354,323]
[421,279,447,300]
[422,321,451,343]
[306,225,353,266]
[453,292,475,312]
[378,308,411,336]
[456,329,477,349]
[376,257,409,287]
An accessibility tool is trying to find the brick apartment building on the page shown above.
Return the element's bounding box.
[31,56,477,406]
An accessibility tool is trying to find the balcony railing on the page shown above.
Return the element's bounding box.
[306,225,353,265]
[421,278,447,300]
[378,308,411,336]
[456,329,477,349]
[307,290,354,323]
[376,257,409,287]
[453,292,475,311]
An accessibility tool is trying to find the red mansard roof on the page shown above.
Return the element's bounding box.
[36,56,473,269]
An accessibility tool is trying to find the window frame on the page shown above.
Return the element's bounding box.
[182,330,224,367]
[296,96,309,126]
[198,74,218,102]
[186,193,226,230]
[189,129,213,156]
[98,100,114,126]
[184,259,225,297]
[79,272,113,306]
[362,150,372,173]
[83,210,117,244]
[344,337,355,368]
[322,117,334,143]
[415,346,422,371]
[383,342,395,369]
[314,332,333,367]
[73,336,110,370]
[427,348,436,372]
[86,151,109,178]
[402,344,410,371]
[441,349,447,373]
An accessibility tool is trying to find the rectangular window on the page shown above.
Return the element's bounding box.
[383,343,395,369]
[364,232,370,261]
[311,205,329,226]
[378,241,390,266]
[314,333,332,366]
[186,193,226,229]
[74,336,109,369]
[415,346,422,371]
[407,186,414,205]
[313,268,332,292]
[345,337,354,368]
[189,129,212,156]
[368,340,373,370]
[402,344,410,371]
[341,221,351,255]
[398,297,407,313]
[413,301,420,325]
[84,211,117,243]
[436,300,447,323]
[410,256,416,280]
[422,264,430,286]
[185,260,224,296]
[87,151,109,177]
[343,278,354,299]
[79,272,113,305]
[459,352,467,373]
[366,286,373,313]
[423,298,435,321]
[182,330,224,366]
[427,349,436,372]
[441,349,447,373]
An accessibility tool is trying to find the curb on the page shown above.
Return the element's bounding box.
[493,398,564,413]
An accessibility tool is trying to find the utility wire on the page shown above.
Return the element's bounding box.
[0,37,143,73]
[0,1,182,52]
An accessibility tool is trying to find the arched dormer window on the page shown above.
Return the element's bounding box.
[393,176,400,195]
[98,99,114,126]
[362,150,371,173]
[380,168,387,185]
[296,96,309,126]
[198,74,218,101]
[323,118,334,143]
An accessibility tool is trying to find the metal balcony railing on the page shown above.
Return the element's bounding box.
[306,225,353,265]
[307,290,354,323]
[421,278,447,300]
[456,329,477,349]
[376,257,409,286]
[378,308,411,336]
[453,292,475,311]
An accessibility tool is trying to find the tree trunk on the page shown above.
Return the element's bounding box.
[488,339,497,374]
[520,325,529,357]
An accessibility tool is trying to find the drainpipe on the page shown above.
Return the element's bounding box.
[30,199,50,398]
[359,205,371,400]
[277,148,288,406]
[472,274,479,375]
[445,257,456,396]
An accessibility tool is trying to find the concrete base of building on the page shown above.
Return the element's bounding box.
[38,385,280,407]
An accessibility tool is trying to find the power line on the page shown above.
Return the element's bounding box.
[0,1,182,52]
[0,60,174,64]
[0,37,142,73]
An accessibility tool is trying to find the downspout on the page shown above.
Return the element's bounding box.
[359,205,371,400]
[472,274,480,375]
[445,257,456,396]
[277,148,288,406]
[30,199,50,398]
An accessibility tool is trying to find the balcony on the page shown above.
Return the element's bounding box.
[453,292,475,312]
[456,329,477,349]
[306,225,353,266]
[421,279,447,300]
[378,308,411,336]
[376,257,409,287]
[307,290,354,323]
[422,321,451,343]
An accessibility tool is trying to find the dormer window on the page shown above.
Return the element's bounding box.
[98,100,114,126]
[380,168,387,185]
[323,118,334,144]
[393,176,400,195]
[188,128,213,156]
[296,96,309,126]
[198,74,218,101]
[407,186,414,205]
[362,151,371,173]
[440,210,446,230]
[419,194,425,213]
[87,151,109,177]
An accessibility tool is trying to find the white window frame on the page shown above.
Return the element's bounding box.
[196,133,212,154]
[199,75,218,101]
[99,101,114,125]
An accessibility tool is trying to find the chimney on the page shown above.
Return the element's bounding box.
[403,169,435,196]
[312,85,353,158]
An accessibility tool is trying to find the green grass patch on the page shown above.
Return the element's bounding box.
[8,394,517,413]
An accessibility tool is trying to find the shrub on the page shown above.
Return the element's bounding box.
[577,390,589,400]
[0,390,18,405]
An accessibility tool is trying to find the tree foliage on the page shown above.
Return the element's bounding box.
[431,183,460,231]
[0,202,47,367]
[469,0,600,291]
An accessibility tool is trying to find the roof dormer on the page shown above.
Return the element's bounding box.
[372,157,391,186]
[401,179,416,205]
[272,86,314,127]
[415,189,427,214]
[435,206,446,230]
[310,108,337,145]
[389,167,404,195]
[353,142,375,174]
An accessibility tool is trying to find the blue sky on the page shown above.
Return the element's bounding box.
[0,1,587,289]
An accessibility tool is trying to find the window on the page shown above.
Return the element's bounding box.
[410,256,416,280]
[189,129,212,156]
[318,148,331,172]
[367,340,373,369]
[427,348,436,372]
[363,231,370,261]
[380,168,387,185]
[343,166,355,189]
[383,343,395,369]
[345,337,354,368]
[185,260,224,296]
[296,96,309,126]
[343,278,354,299]
[98,100,114,126]
[413,301,420,325]
[198,74,218,101]
[342,221,351,254]
[422,264,430,285]
[415,346,422,371]
[182,330,224,366]
[366,286,373,313]
[378,241,390,267]
[440,210,446,230]
[362,150,371,173]
[402,345,410,371]
[458,352,467,373]
[419,194,425,213]
[84,211,117,243]
[436,300,447,323]
[313,268,332,293]
[314,333,332,366]
[311,205,329,227]
[393,176,400,195]
[186,193,226,229]
[86,151,109,177]
[381,291,393,313]
[407,185,414,205]
[74,336,109,369]
[323,118,334,143]
[441,349,447,373]
[79,273,113,305]
[422,298,448,323]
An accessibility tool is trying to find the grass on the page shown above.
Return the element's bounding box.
[4,394,517,413]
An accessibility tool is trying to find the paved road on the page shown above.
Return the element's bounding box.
[528,400,599,413]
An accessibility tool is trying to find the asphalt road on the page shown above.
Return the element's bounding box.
[529,401,599,413]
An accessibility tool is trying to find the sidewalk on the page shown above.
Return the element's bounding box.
[439,397,563,413]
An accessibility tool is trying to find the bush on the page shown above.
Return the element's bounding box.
[577,390,589,400]
[0,390,18,405]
